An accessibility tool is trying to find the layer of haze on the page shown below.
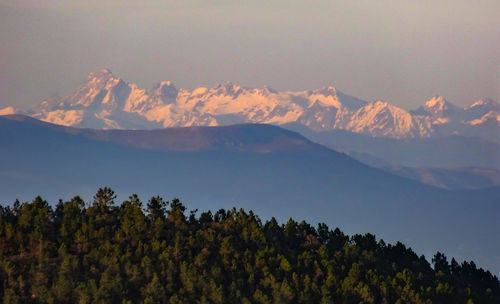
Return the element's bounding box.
[1,0,499,109]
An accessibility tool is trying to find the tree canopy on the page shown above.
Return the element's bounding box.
[0,188,498,303]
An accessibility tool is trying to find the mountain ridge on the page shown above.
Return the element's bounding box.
[5,113,498,190]
[0,114,320,153]
[4,69,498,141]
[1,114,500,274]
[8,113,498,190]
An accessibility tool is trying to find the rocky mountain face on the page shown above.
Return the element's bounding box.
[4,69,499,141]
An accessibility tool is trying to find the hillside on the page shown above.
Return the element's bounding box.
[1,190,498,303]
[0,115,499,274]
[283,123,500,170]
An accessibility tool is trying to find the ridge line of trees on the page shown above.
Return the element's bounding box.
[0,187,498,303]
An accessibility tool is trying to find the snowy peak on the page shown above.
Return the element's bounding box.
[425,95,447,109]
[465,98,500,117]
[24,93,66,114]
[305,86,342,109]
[151,81,177,98]
[466,111,500,125]
[191,87,209,96]
[211,82,244,97]
[301,87,367,113]
[27,69,156,128]
[463,98,500,130]
[0,106,18,115]
[149,81,178,105]
[467,98,499,109]
[262,85,278,94]
[420,96,461,117]
[83,69,126,98]
[18,69,499,141]
[65,69,127,108]
[312,86,337,97]
[356,100,404,115]
[87,68,115,82]
[345,100,427,138]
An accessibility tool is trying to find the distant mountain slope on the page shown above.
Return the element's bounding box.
[283,123,500,170]
[0,115,499,274]
[382,166,500,190]
[8,113,494,190]
[3,69,498,141]
[1,114,320,153]
[7,114,498,190]
[321,145,500,190]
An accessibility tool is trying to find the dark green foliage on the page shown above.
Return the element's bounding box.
[0,188,498,303]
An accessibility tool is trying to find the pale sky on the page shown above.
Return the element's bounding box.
[0,0,499,109]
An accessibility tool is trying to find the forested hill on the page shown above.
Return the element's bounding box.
[0,188,498,303]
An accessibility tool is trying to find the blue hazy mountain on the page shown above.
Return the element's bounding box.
[1,114,499,274]
[282,122,500,170]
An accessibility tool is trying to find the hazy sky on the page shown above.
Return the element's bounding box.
[1,0,499,109]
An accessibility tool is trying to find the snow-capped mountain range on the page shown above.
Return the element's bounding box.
[3,69,499,140]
